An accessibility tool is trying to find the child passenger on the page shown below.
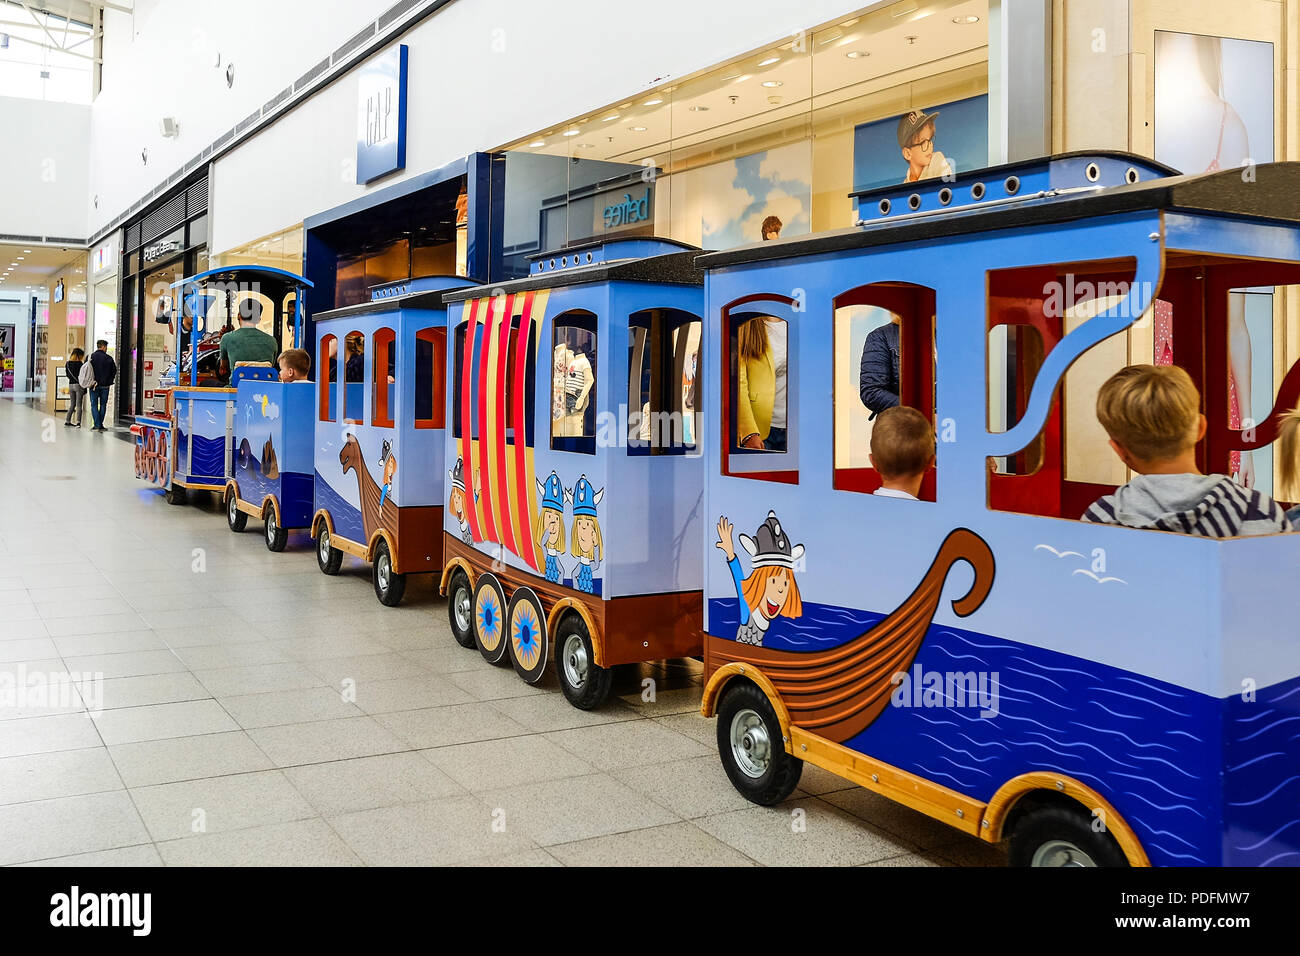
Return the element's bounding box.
[1083,364,1291,536]
[1275,405,1300,527]
[869,405,934,500]
[278,348,311,383]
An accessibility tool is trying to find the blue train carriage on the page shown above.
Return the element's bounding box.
[696,152,1300,867]
[439,238,706,706]
[164,266,310,508]
[311,276,468,606]
[213,269,316,550]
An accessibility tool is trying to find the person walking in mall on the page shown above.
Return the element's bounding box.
[88,339,116,432]
[64,348,86,427]
[217,299,278,382]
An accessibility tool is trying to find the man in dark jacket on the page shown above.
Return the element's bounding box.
[859,319,900,417]
[88,339,117,432]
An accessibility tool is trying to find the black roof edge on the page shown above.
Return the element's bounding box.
[523,236,700,261]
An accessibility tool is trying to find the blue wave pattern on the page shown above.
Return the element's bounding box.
[236,445,313,528]
[709,598,1298,866]
[174,429,228,483]
[313,470,364,543]
[1224,675,1300,867]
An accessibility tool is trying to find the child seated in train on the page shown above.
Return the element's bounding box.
[1082,364,1291,536]
[278,348,311,383]
[1275,405,1300,527]
[869,405,934,500]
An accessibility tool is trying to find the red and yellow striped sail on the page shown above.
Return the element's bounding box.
[454,289,549,573]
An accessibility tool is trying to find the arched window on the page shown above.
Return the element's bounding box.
[318,333,336,421]
[343,330,364,424]
[372,327,396,428]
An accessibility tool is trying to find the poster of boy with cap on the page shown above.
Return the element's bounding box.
[898,108,954,184]
[448,457,473,544]
[568,475,604,594]
[715,511,804,647]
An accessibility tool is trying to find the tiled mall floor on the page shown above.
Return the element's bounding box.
[0,399,1005,866]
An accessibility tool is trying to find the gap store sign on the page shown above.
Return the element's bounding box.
[356,44,408,185]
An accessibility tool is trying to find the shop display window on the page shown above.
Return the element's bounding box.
[552,313,597,454]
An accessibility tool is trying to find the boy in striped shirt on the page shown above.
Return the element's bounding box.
[1082,364,1291,537]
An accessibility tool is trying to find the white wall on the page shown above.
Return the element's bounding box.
[88,0,397,236]
[210,0,870,253]
[0,96,91,239]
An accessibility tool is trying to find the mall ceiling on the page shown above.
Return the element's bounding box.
[0,243,86,299]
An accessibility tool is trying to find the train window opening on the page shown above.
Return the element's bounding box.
[453,320,485,441]
[628,308,702,455]
[985,259,1136,519]
[372,327,396,428]
[343,330,365,425]
[503,317,537,446]
[723,296,797,484]
[414,327,447,429]
[833,282,936,499]
[552,311,598,455]
[319,333,336,421]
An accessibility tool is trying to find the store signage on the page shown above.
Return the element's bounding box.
[143,239,180,263]
[602,189,652,229]
[356,44,408,185]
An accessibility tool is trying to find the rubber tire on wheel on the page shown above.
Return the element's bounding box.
[316,526,343,575]
[226,492,248,532]
[472,572,509,664]
[1008,803,1128,868]
[134,443,144,479]
[446,569,476,649]
[372,539,405,607]
[505,587,548,684]
[164,482,187,506]
[554,612,612,710]
[264,508,288,552]
[716,681,802,806]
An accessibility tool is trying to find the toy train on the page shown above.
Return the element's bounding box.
[129,152,1300,868]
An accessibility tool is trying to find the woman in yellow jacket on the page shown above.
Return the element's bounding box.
[736,317,788,452]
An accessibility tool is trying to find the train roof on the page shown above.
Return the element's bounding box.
[442,237,703,302]
[171,265,313,292]
[698,153,1300,270]
[315,275,474,323]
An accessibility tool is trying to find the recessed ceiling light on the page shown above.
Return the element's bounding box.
[761,80,783,88]
[22,249,30,253]
[758,56,780,67]
[953,15,980,23]
[630,126,647,132]
[16,256,23,260]
[601,113,620,122]
[841,17,860,27]
[817,29,843,44]
[562,128,580,136]
[528,139,545,147]
[643,97,663,106]
[688,105,709,112]
[845,50,870,58]
[574,143,596,149]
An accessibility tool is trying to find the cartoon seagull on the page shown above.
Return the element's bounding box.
[378,439,396,509]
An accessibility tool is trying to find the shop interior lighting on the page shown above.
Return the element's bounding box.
[761,80,783,87]
[643,97,663,106]
[758,56,780,66]
[953,15,980,23]
[845,50,870,58]
[630,126,647,131]
[601,113,620,121]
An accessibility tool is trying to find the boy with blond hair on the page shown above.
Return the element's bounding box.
[870,405,934,500]
[1082,364,1290,536]
[278,348,311,383]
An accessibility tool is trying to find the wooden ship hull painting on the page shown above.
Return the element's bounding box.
[704,528,996,744]
[335,433,444,573]
[340,434,401,541]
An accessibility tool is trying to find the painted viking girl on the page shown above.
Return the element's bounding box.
[569,475,604,594]
[535,471,568,584]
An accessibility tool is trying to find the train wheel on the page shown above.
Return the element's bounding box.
[164,482,187,506]
[226,491,248,532]
[134,442,144,479]
[716,681,802,806]
[472,572,508,665]
[505,587,548,684]
[446,569,475,649]
[554,613,611,710]
[316,526,344,575]
[264,508,288,553]
[372,539,405,607]
[1009,804,1127,867]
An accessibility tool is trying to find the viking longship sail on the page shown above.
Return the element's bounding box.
[708,528,996,743]
[340,435,400,539]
